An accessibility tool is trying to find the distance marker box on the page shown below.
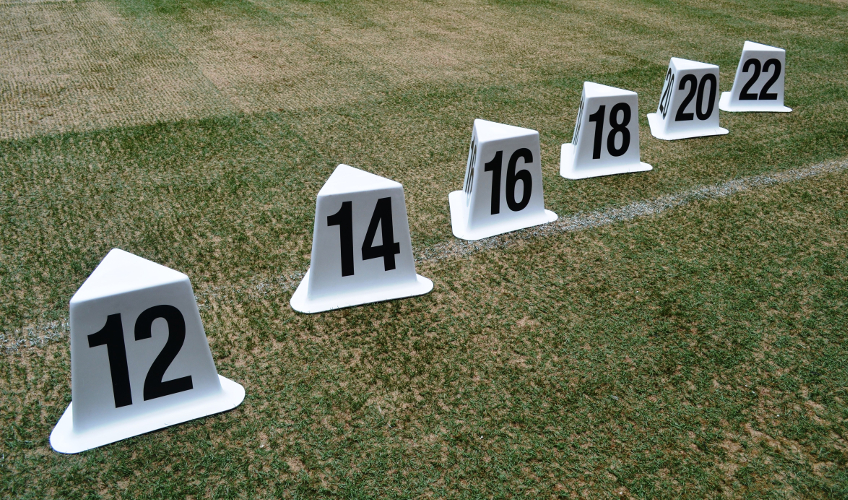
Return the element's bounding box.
[449,119,557,241]
[51,249,245,454]
[290,164,433,313]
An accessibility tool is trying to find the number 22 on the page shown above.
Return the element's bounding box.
[739,58,781,101]
[483,149,533,215]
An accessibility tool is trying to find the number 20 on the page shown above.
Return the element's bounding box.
[658,69,675,119]
[88,305,193,409]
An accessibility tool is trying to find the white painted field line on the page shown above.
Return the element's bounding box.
[418,157,848,263]
[4,158,847,355]
[1,320,70,355]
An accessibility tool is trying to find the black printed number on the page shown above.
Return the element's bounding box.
[327,201,354,276]
[572,94,586,145]
[362,197,400,271]
[87,314,132,407]
[588,103,631,159]
[463,137,477,197]
[88,306,193,409]
[658,68,675,119]
[135,306,193,401]
[740,58,781,101]
[483,148,533,215]
[674,73,717,121]
[327,197,401,276]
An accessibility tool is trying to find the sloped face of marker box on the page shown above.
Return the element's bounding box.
[50,249,244,454]
[719,41,791,113]
[449,119,557,241]
[290,165,432,313]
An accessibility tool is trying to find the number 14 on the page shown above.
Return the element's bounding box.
[327,197,401,277]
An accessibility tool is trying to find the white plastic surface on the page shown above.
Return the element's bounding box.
[449,119,557,241]
[51,376,244,454]
[719,41,791,113]
[50,249,245,454]
[290,165,432,313]
[561,82,652,179]
[647,58,729,140]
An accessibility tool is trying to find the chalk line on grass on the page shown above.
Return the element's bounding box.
[3,157,847,354]
[417,158,848,263]
[1,320,69,355]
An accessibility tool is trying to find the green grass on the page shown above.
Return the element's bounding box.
[1,0,847,497]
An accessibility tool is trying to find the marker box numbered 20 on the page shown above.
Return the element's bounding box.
[648,58,729,140]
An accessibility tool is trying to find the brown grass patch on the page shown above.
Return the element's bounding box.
[118,0,629,114]
[0,0,74,4]
[0,0,233,140]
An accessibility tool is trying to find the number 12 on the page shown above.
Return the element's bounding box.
[88,305,193,409]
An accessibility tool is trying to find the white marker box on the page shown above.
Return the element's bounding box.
[290,165,432,313]
[449,119,557,240]
[51,249,245,454]
[719,41,791,113]
[561,82,652,179]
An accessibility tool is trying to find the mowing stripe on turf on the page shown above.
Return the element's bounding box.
[4,157,847,355]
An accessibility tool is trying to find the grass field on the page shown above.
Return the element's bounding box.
[2,0,848,497]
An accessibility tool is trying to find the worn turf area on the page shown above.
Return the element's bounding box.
[3,160,848,498]
[1,0,847,497]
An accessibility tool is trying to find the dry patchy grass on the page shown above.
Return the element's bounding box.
[1,0,848,497]
[8,0,844,140]
[0,0,234,141]
[3,166,846,497]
